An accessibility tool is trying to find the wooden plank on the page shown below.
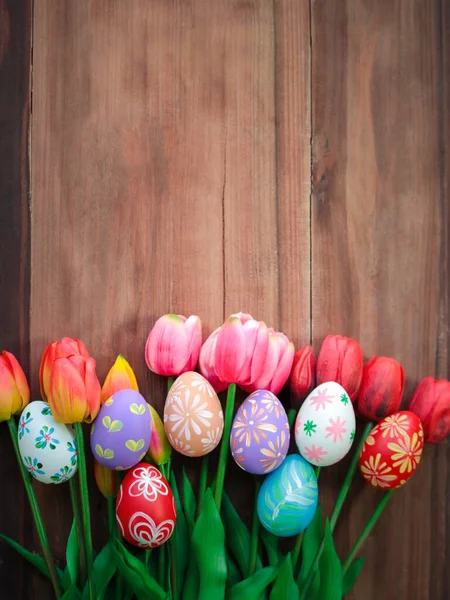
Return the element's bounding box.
[0,0,32,597]
[311,1,449,599]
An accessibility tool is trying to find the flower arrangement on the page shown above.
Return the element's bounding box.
[0,315,448,600]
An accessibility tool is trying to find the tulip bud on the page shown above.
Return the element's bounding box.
[0,351,30,422]
[357,357,404,421]
[48,355,101,423]
[94,460,117,498]
[199,328,228,393]
[145,404,171,465]
[409,377,450,443]
[39,337,90,402]
[101,355,139,404]
[145,314,202,377]
[214,316,247,384]
[316,335,363,401]
[289,346,316,409]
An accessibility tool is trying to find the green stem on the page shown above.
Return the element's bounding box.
[288,408,297,429]
[298,421,374,600]
[248,479,261,576]
[69,476,87,585]
[74,422,95,600]
[158,546,165,587]
[292,531,304,572]
[343,491,393,574]
[214,383,236,510]
[107,497,115,537]
[315,466,321,481]
[7,418,62,599]
[168,377,175,391]
[330,421,373,532]
[197,455,209,518]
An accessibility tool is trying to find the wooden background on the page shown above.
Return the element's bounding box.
[1,0,449,597]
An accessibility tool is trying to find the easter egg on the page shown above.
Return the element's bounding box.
[295,381,355,467]
[90,389,151,470]
[164,371,224,457]
[17,401,77,484]
[116,463,176,548]
[359,411,423,489]
[257,454,318,537]
[230,390,290,474]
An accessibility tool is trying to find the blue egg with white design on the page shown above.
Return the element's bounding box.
[257,454,318,537]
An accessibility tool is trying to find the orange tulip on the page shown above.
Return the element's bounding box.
[0,351,30,422]
[101,355,139,404]
[40,337,89,402]
[48,355,101,423]
[93,460,117,498]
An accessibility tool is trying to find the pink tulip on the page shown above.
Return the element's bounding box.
[199,327,228,393]
[145,314,202,377]
[241,329,295,395]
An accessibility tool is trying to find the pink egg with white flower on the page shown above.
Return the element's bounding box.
[295,381,355,467]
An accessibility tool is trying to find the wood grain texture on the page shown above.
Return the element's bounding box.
[0,0,32,596]
[311,1,450,598]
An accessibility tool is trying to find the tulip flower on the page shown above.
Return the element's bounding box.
[357,357,404,421]
[48,355,101,424]
[145,314,202,377]
[409,377,450,443]
[290,346,316,410]
[94,460,117,498]
[0,351,30,422]
[241,329,294,395]
[40,337,89,402]
[199,327,228,392]
[316,334,363,401]
[101,354,139,404]
[145,404,171,466]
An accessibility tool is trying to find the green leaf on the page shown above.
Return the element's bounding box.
[109,419,123,432]
[192,488,227,600]
[316,520,342,600]
[92,542,117,600]
[342,557,365,596]
[297,504,323,587]
[102,416,112,429]
[170,472,189,600]
[228,566,279,600]
[112,539,167,600]
[66,519,79,585]
[226,553,242,589]
[182,467,196,535]
[181,555,199,600]
[270,554,298,600]
[61,584,83,600]
[222,492,262,577]
[0,533,64,583]
[260,528,281,567]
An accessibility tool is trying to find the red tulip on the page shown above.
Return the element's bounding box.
[39,337,89,402]
[198,327,228,392]
[145,314,202,377]
[357,357,404,421]
[316,335,363,401]
[409,377,450,443]
[289,346,316,409]
[0,351,30,422]
[48,355,101,423]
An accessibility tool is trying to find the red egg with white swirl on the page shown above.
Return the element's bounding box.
[116,463,176,548]
[359,411,424,490]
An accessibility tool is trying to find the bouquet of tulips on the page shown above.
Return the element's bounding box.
[1,312,449,600]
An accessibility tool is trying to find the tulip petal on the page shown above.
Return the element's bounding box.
[146,404,171,465]
[83,357,101,422]
[2,351,30,414]
[145,314,192,376]
[101,354,139,403]
[214,316,246,384]
[183,315,202,372]
[199,328,228,393]
[268,340,295,395]
[49,357,87,423]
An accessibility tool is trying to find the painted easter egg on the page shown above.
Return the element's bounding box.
[257,454,318,537]
[17,401,78,484]
[116,463,176,548]
[90,389,151,470]
[230,390,290,474]
[164,371,224,457]
[295,381,355,467]
[359,411,423,489]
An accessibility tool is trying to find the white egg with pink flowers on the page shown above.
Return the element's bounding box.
[294,381,355,467]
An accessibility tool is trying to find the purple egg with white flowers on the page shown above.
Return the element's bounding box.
[90,389,151,471]
[230,390,290,475]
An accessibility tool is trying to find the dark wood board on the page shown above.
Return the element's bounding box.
[0,0,448,598]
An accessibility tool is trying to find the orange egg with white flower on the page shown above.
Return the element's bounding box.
[359,411,423,489]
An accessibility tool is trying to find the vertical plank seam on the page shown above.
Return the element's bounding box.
[309,0,313,347]
[222,122,227,321]
[273,0,281,330]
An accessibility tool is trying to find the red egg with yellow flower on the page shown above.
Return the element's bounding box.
[359,411,423,489]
